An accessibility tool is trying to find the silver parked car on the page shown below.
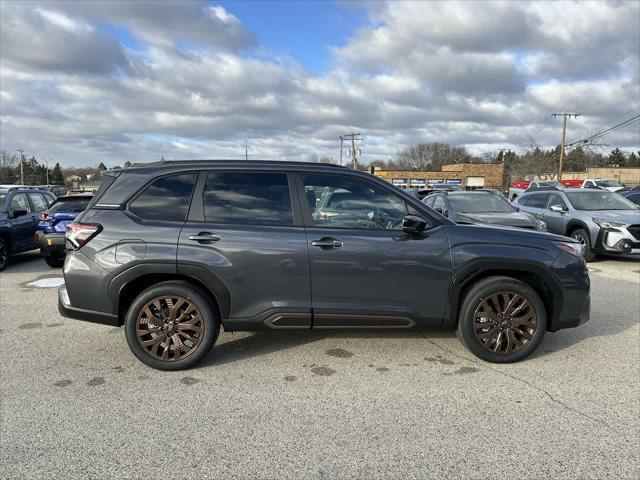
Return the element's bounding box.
[513,188,640,261]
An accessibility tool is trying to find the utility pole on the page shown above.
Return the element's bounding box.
[552,113,580,180]
[339,136,344,166]
[244,140,248,160]
[16,148,24,185]
[341,133,362,169]
[46,158,51,185]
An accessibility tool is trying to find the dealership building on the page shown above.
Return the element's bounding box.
[371,163,505,190]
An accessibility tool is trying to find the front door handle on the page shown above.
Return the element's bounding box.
[311,237,343,249]
[188,232,221,244]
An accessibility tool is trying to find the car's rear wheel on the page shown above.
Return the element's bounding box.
[124,282,219,370]
[456,276,546,363]
[570,228,596,262]
[44,255,65,268]
[0,238,8,271]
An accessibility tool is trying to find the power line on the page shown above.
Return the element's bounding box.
[566,114,640,149]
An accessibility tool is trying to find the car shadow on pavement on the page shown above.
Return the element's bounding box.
[199,328,450,367]
[2,251,50,274]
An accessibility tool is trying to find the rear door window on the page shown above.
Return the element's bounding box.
[203,172,293,226]
[523,194,550,209]
[28,193,48,212]
[129,173,196,222]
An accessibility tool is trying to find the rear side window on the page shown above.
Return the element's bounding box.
[130,173,196,222]
[87,172,118,208]
[28,193,48,212]
[203,172,293,226]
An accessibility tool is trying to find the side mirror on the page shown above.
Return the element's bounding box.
[550,205,566,213]
[402,214,429,236]
[11,208,28,218]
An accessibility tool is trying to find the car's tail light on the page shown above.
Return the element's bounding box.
[66,223,101,250]
[39,212,50,221]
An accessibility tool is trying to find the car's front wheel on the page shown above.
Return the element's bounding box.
[124,281,220,370]
[570,228,596,262]
[457,276,547,363]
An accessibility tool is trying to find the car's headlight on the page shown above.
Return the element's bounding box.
[592,217,625,228]
[536,220,547,231]
[554,241,583,257]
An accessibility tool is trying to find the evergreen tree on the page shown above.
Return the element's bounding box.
[607,148,626,167]
[51,162,64,184]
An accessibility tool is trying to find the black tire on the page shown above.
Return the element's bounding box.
[44,255,65,268]
[570,228,596,262]
[0,237,8,272]
[124,281,220,370]
[456,276,547,363]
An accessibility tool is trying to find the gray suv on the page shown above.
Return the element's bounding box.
[59,161,590,369]
[514,188,640,261]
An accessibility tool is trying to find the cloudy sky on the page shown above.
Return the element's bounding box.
[1,0,639,167]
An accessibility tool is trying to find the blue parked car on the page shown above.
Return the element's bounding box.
[0,186,56,271]
[36,194,93,268]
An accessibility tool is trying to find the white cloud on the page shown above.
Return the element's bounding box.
[0,0,638,167]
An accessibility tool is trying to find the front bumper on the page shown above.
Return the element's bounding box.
[594,226,640,255]
[58,285,119,326]
[37,232,66,257]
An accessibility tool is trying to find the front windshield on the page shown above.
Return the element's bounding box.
[595,180,622,187]
[565,191,639,211]
[448,194,515,213]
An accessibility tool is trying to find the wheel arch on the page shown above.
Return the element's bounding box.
[565,219,590,237]
[0,229,13,252]
[111,265,230,326]
[446,263,561,332]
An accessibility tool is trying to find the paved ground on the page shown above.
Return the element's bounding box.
[1,251,638,479]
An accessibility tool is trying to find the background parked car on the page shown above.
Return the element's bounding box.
[37,184,68,197]
[0,186,56,271]
[513,188,640,261]
[36,194,93,268]
[423,191,547,231]
[620,187,640,206]
[581,179,625,192]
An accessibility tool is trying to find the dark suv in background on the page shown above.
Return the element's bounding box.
[59,161,590,370]
[0,186,56,271]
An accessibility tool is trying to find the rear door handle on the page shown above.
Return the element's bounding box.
[311,237,343,249]
[188,232,221,244]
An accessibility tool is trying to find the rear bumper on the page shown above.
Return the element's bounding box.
[37,232,66,256]
[58,285,119,326]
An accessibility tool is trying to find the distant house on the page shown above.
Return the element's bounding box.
[66,175,82,182]
[86,173,95,181]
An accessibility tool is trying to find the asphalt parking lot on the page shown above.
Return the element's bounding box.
[1,252,638,479]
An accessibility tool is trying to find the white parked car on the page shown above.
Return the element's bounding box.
[581,179,625,192]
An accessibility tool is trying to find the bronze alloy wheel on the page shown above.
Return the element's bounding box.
[472,292,537,355]
[135,296,205,361]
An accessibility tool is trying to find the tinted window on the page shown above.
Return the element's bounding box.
[524,194,550,208]
[9,193,32,213]
[130,173,196,221]
[448,193,514,213]
[50,197,92,213]
[203,172,293,226]
[304,174,407,230]
[28,193,48,212]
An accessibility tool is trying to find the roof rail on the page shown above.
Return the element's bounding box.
[126,159,347,169]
